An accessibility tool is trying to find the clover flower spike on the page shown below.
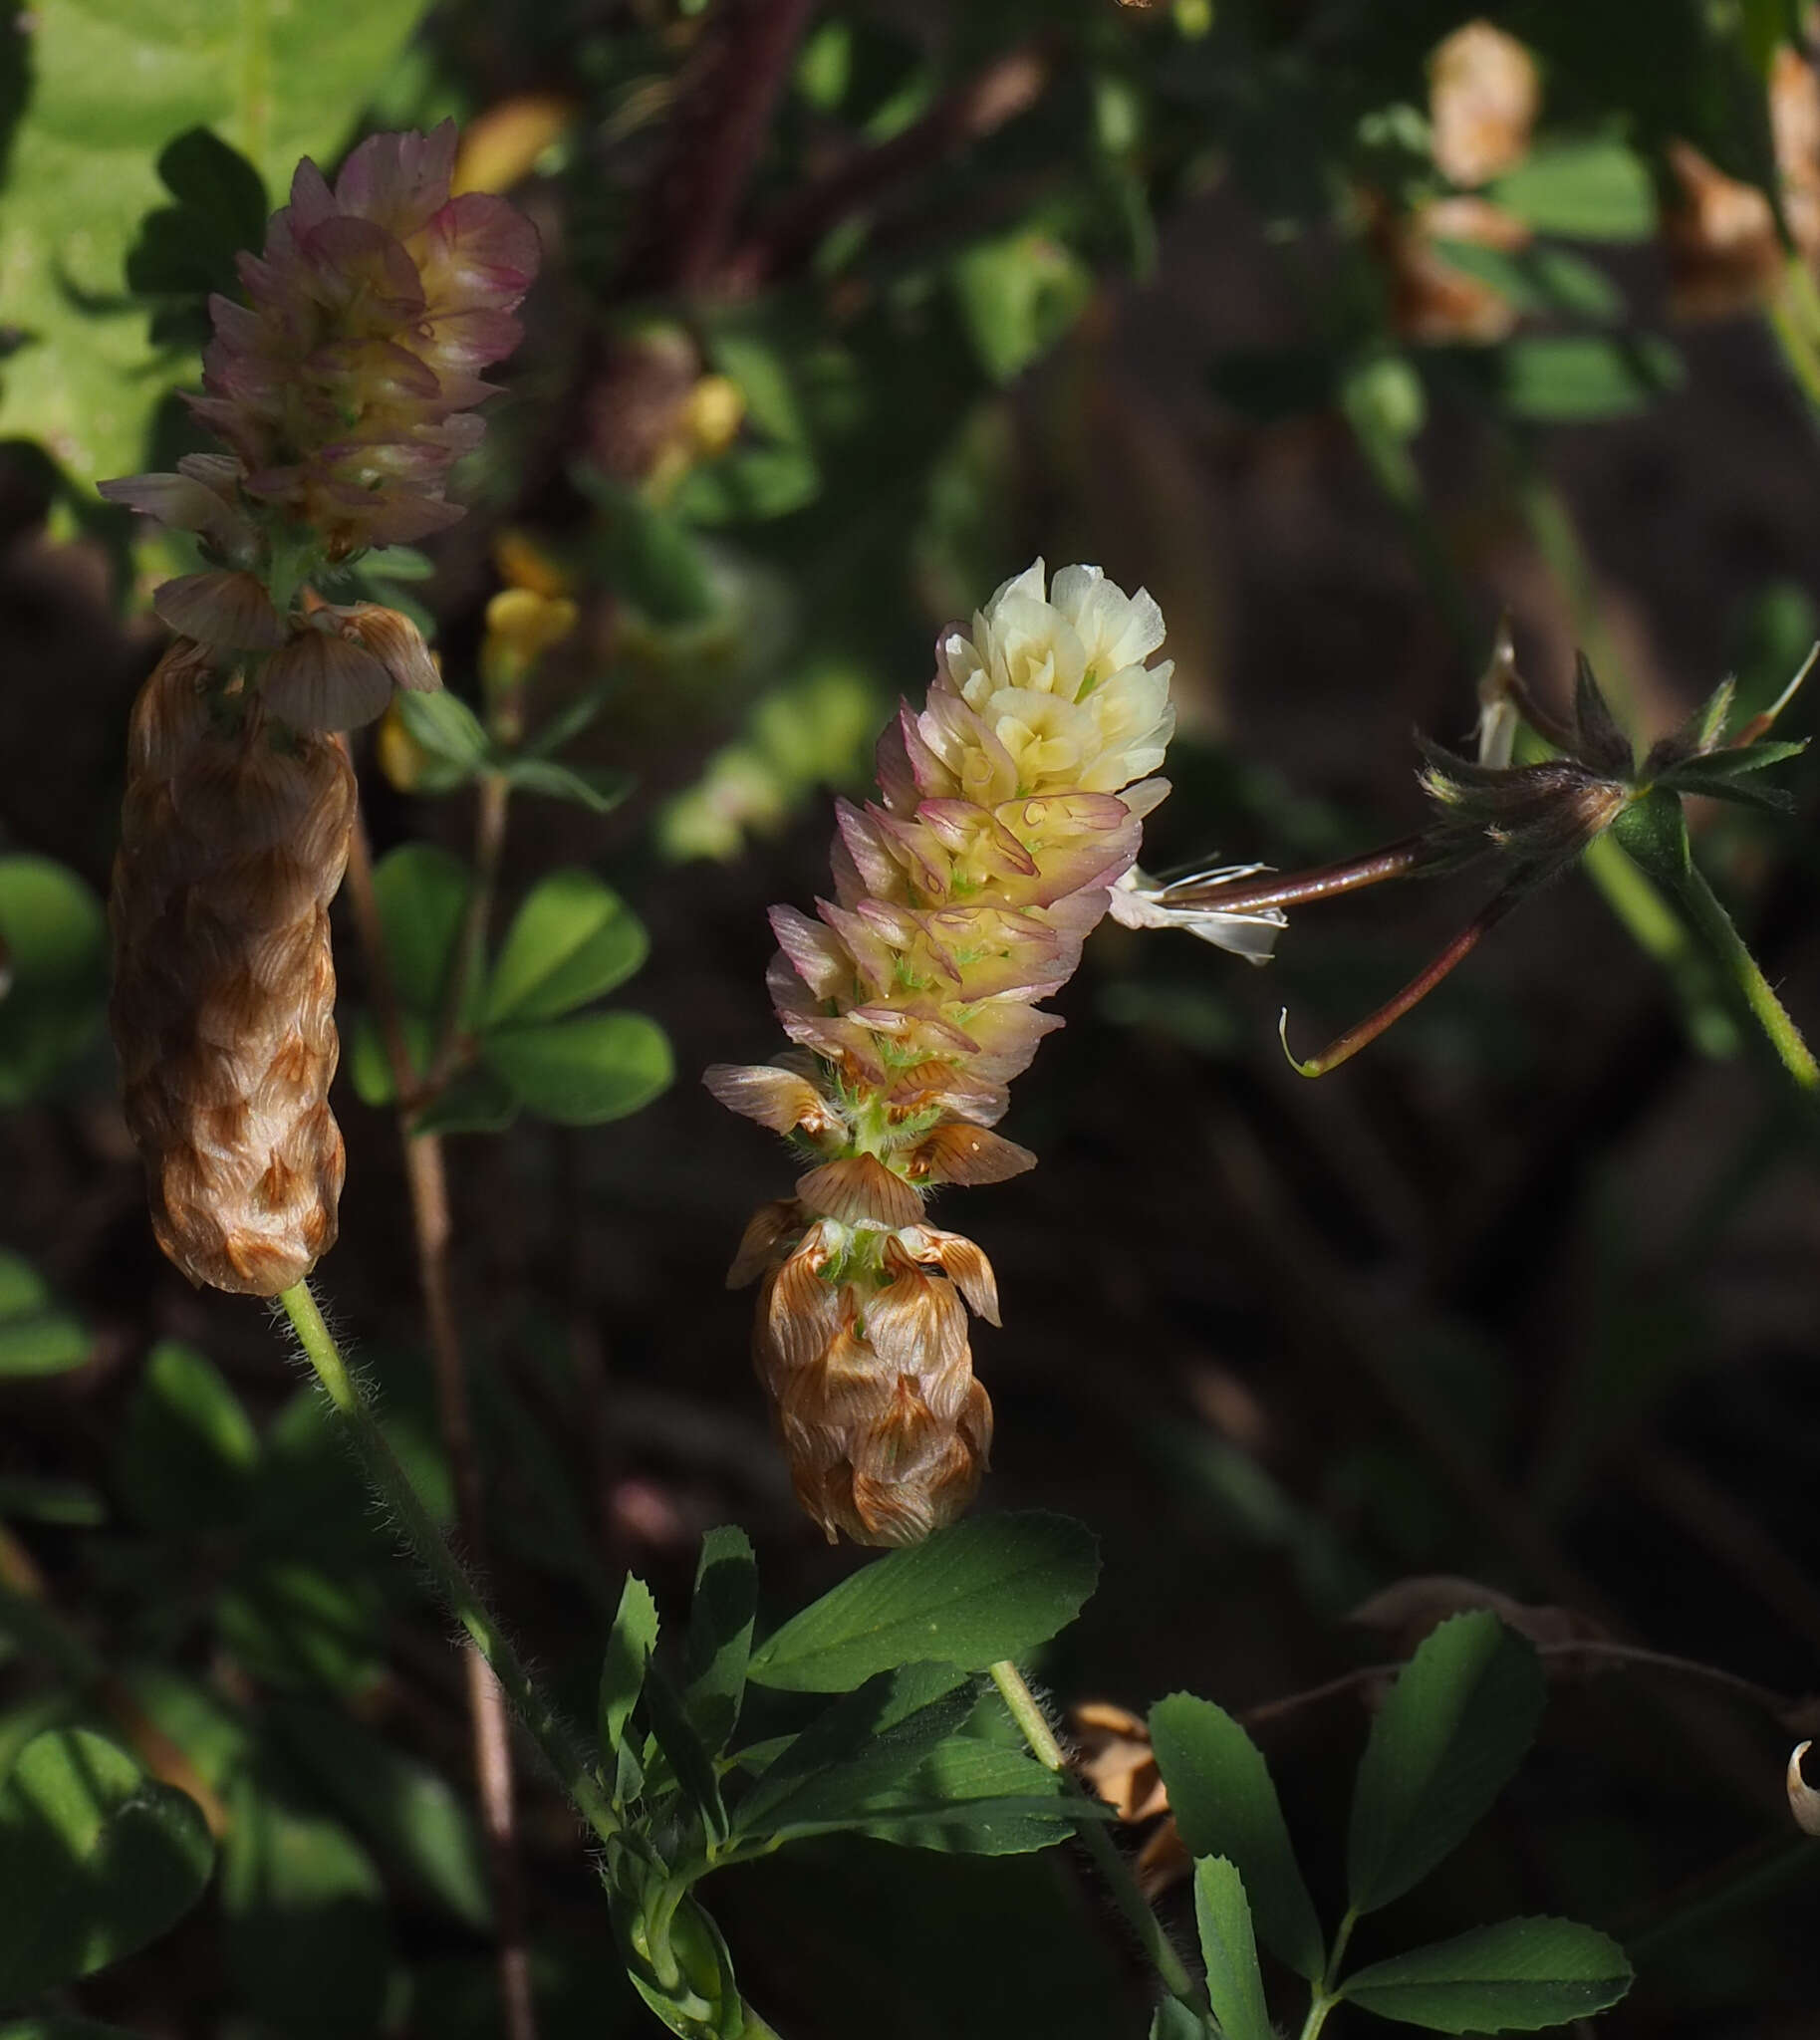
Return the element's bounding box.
[710,562,1251,1543]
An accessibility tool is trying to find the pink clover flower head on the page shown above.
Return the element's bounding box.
[192,120,539,557]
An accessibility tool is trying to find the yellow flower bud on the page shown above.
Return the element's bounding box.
[682,375,745,459]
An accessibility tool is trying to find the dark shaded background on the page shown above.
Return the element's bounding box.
[2,3,1818,2034]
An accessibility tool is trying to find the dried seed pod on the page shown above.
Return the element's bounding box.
[111,641,355,1294]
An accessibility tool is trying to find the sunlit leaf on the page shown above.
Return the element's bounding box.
[481,871,650,1028]
[0,0,427,481]
[481,1011,673,1124]
[0,1728,214,1999]
[747,1513,1099,1692]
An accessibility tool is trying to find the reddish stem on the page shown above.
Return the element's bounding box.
[1289,886,1523,1077]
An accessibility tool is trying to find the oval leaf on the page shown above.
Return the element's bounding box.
[0,1251,90,1379]
[482,870,650,1027]
[853,1737,1073,1855]
[1150,1693,1324,1980]
[221,1780,390,2040]
[1347,1612,1545,1915]
[116,1341,260,1536]
[1193,1858,1274,2040]
[601,1576,660,1762]
[481,1012,673,1124]
[747,1512,1099,1692]
[1339,1916,1633,2032]
[681,1526,758,1757]
[0,856,108,1106]
[371,844,474,1017]
[0,1728,215,1999]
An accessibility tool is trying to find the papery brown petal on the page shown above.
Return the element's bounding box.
[892,1225,1000,1325]
[1073,1704,1170,1823]
[1429,20,1539,189]
[1135,1818,1192,1900]
[262,633,394,732]
[796,1152,922,1228]
[111,642,352,1294]
[905,1122,1037,1187]
[153,571,287,650]
[863,1268,965,1376]
[705,1062,837,1136]
[726,1198,804,1287]
[760,1240,845,1377]
[336,602,442,691]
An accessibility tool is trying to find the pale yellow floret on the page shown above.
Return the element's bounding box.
[939,559,1176,798]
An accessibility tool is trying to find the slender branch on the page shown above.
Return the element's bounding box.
[720,38,1055,292]
[1297,1909,1358,2040]
[1282,886,1522,1077]
[1238,1639,1797,1734]
[276,1281,619,1845]
[1161,836,1427,917]
[431,769,510,1091]
[343,812,418,1105]
[343,810,539,2040]
[615,0,819,296]
[989,1660,1208,2018]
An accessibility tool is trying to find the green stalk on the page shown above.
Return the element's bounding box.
[988,1660,1208,2019]
[1296,1908,1358,2040]
[1580,835,1741,1060]
[276,1280,619,1845]
[1664,855,1818,1090]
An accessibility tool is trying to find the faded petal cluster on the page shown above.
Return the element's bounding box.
[99,125,538,732]
[193,121,538,553]
[708,561,1177,1544]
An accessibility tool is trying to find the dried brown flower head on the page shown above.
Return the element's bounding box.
[111,642,354,1293]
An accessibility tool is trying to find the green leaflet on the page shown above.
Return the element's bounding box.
[0,0,429,482]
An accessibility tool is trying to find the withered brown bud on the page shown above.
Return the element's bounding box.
[111,641,354,1294]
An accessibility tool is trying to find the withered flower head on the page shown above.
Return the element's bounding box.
[111,643,354,1294]
[99,125,539,733]
[1429,20,1540,190]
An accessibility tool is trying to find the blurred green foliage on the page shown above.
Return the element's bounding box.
[3,0,1820,2033]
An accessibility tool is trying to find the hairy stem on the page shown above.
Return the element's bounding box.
[989,1660,1207,2018]
[276,1281,618,1848]
[1667,855,1818,1091]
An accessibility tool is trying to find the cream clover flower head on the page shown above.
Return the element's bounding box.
[937,560,1177,798]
